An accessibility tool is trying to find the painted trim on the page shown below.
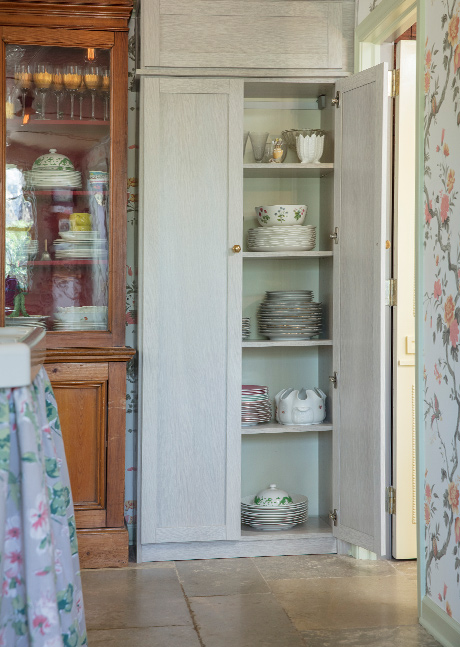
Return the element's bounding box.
[355,0,417,72]
[415,0,426,617]
[420,597,460,647]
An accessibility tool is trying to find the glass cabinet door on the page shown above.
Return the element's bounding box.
[4,43,111,333]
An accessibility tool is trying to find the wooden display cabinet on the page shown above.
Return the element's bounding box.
[0,1,134,568]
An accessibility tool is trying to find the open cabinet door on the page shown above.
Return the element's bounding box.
[333,63,391,557]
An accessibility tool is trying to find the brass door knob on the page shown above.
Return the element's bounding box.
[232,245,241,253]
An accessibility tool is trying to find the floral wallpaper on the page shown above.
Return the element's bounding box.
[424,0,460,625]
[124,10,139,544]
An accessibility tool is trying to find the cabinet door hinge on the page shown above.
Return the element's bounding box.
[385,279,397,306]
[329,227,338,244]
[329,509,338,525]
[389,69,400,98]
[386,486,396,514]
[331,91,340,108]
[329,372,338,388]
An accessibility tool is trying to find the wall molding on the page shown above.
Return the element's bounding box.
[420,597,460,647]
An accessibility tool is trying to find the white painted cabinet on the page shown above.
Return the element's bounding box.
[138,66,391,562]
[140,0,355,77]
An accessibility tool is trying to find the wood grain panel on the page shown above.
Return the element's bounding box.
[106,361,128,527]
[159,77,230,94]
[0,4,131,31]
[3,27,114,47]
[75,509,106,529]
[46,362,109,381]
[53,381,107,508]
[161,0,340,17]
[77,527,128,568]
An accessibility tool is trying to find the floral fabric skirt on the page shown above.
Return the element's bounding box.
[0,367,87,646]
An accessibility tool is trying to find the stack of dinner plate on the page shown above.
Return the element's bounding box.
[241,494,309,531]
[53,306,107,331]
[241,385,271,426]
[248,225,316,252]
[53,232,108,260]
[242,317,251,340]
[258,290,322,340]
[6,315,48,329]
[24,169,82,189]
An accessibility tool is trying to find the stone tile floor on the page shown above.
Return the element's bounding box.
[82,555,441,646]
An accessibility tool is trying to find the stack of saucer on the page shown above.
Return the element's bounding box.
[6,315,48,329]
[242,317,250,340]
[24,169,82,188]
[241,385,271,426]
[53,231,108,260]
[258,290,322,340]
[248,225,316,252]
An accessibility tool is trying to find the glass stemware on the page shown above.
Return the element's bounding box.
[84,65,101,120]
[100,67,110,122]
[52,66,65,119]
[14,63,32,118]
[77,80,86,120]
[63,65,82,120]
[33,63,53,120]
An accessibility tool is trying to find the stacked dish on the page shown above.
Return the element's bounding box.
[88,171,108,191]
[241,385,271,426]
[24,149,82,189]
[258,291,322,340]
[241,485,309,531]
[242,317,250,340]
[248,225,316,252]
[53,232,107,259]
[6,315,48,329]
[53,306,107,331]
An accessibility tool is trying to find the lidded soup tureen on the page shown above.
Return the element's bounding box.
[32,149,74,172]
[254,484,293,507]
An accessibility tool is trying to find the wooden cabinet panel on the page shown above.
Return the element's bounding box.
[52,380,107,511]
[142,0,354,74]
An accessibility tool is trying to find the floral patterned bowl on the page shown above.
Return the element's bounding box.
[32,148,75,172]
[256,204,307,227]
[254,484,293,507]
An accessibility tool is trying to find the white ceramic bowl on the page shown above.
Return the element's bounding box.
[256,205,307,227]
[254,484,294,507]
[296,133,325,164]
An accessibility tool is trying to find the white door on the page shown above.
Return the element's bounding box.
[392,40,417,559]
[333,64,392,557]
[138,78,243,548]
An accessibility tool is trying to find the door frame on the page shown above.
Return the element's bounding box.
[355,0,425,620]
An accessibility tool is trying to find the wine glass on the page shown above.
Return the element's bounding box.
[84,65,101,120]
[77,80,86,120]
[63,65,82,120]
[33,63,53,120]
[52,66,65,119]
[100,67,110,122]
[14,63,32,118]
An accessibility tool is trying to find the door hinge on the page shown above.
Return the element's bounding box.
[385,279,397,306]
[386,486,396,515]
[329,509,338,525]
[329,227,339,244]
[331,91,340,108]
[389,69,400,98]
[329,372,338,388]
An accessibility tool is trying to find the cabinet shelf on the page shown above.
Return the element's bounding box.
[240,516,332,541]
[28,260,108,266]
[8,118,109,128]
[243,251,333,259]
[25,190,108,196]
[243,163,334,179]
[242,339,333,348]
[241,421,333,434]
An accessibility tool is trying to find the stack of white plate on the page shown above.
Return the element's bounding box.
[27,240,39,256]
[6,315,48,329]
[241,385,271,426]
[53,232,108,260]
[258,291,322,340]
[248,225,316,252]
[24,169,82,189]
[242,317,250,340]
[53,306,107,331]
[241,494,309,531]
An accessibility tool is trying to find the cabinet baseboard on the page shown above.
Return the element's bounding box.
[77,527,129,568]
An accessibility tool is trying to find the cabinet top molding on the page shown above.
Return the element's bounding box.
[0,1,133,30]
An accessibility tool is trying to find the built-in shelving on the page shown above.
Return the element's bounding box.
[243,251,333,259]
[242,421,333,435]
[243,163,333,179]
[242,339,332,348]
[25,190,107,196]
[28,260,107,266]
[240,516,332,541]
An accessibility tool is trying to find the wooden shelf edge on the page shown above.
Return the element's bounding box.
[242,421,333,434]
[242,339,333,347]
[45,346,136,363]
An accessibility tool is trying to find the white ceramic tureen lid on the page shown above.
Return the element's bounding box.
[254,484,293,507]
[32,149,74,172]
